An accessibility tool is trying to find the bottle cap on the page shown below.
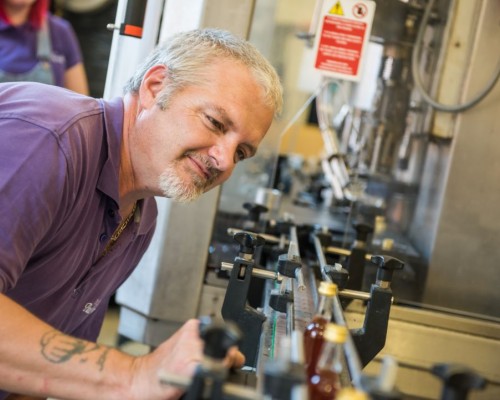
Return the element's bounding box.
[318,281,338,296]
[336,388,369,400]
[324,323,348,343]
[382,238,394,251]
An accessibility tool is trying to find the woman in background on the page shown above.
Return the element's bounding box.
[0,0,89,94]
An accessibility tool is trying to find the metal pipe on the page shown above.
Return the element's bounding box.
[227,228,286,245]
[326,245,352,257]
[158,371,260,400]
[221,262,283,283]
[339,289,372,301]
[326,245,373,260]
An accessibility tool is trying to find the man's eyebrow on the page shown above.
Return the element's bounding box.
[208,105,234,128]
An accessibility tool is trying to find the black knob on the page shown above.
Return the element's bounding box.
[234,232,265,255]
[199,317,242,360]
[371,255,404,283]
[243,202,268,223]
[311,226,332,248]
[354,221,374,242]
[432,363,487,400]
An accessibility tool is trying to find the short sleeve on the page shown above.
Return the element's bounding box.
[0,119,67,291]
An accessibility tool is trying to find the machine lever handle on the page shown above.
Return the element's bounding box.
[353,221,374,242]
[432,363,487,400]
[233,231,265,256]
[199,316,242,360]
[371,255,404,287]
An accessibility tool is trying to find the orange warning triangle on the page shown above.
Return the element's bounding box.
[329,1,344,15]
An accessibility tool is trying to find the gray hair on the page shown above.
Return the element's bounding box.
[124,28,283,116]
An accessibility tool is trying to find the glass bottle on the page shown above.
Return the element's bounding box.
[303,281,338,378]
[309,323,348,400]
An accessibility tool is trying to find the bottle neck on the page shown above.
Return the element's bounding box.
[316,339,343,373]
[315,294,334,320]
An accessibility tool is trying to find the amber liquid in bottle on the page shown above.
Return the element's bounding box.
[309,368,341,400]
[304,282,336,378]
[308,323,347,400]
[304,315,329,378]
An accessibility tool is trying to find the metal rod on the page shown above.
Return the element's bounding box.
[325,245,372,260]
[227,228,286,245]
[339,288,372,301]
[289,227,300,257]
[158,371,260,400]
[279,276,289,295]
[286,300,294,336]
[290,227,306,292]
[223,383,261,400]
[326,245,351,257]
[312,235,330,281]
[158,371,190,388]
[221,262,283,283]
[332,295,364,389]
[295,268,306,292]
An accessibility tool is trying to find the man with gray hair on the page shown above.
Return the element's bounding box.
[0,28,282,400]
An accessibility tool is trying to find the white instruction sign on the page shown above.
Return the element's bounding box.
[313,0,376,81]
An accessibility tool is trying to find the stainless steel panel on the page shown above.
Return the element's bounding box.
[345,301,500,399]
[415,0,500,318]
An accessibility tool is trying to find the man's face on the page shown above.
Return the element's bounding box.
[131,60,275,202]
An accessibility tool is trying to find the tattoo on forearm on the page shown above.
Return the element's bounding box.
[40,331,110,371]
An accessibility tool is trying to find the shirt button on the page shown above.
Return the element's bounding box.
[99,233,108,243]
[107,209,115,218]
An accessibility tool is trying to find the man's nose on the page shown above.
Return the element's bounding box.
[208,141,237,172]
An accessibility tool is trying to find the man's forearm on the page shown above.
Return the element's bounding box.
[0,294,135,400]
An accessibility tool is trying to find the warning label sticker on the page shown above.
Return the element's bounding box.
[330,1,344,15]
[313,0,376,81]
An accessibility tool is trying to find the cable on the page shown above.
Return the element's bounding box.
[412,0,500,113]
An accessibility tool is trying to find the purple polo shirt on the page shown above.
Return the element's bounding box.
[0,13,83,86]
[0,82,157,341]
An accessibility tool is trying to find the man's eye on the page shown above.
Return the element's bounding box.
[236,148,247,162]
[206,115,224,131]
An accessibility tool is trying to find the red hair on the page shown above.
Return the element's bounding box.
[0,0,50,29]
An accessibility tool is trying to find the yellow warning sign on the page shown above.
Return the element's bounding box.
[329,1,344,16]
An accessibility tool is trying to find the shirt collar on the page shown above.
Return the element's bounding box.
[96,97,123,206]
[96,97,157,235]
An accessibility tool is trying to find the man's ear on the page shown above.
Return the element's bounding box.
[138,65,168,108]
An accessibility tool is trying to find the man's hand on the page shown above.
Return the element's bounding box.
[129,319,203,399]
[128,319,245,400]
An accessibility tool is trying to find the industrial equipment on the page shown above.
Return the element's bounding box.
[104,0,500,399]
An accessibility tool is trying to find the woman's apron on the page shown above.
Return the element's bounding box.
[0,21,55,85]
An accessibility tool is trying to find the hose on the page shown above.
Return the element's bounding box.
[411,0,500,113]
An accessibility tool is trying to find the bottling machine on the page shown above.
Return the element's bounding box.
[103,0,500,398]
